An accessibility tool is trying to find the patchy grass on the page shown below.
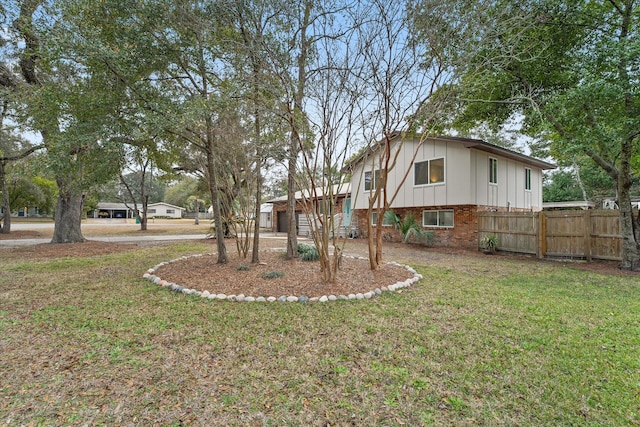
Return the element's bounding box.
[0,241,639,426]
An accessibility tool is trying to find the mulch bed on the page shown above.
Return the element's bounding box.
[153,250,413,298]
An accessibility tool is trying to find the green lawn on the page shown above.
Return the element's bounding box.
[1,241,638,426]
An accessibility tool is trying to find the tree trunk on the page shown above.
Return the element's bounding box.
[252,152,262,264]
[0,161,10,234]
[572,161,588,202]
[194,198,199,225]
[375,221,384,266]
[251,72,262,263]
[366,217,385,270]
[285,1,312,260]
[367,221,377,270]
[140,194,148,231]
[617,158,640,271]
[251,188,261,263]
[205,137,227,264]
[209,185,228,263]
[285,144,298,259]
[51,188,85,243]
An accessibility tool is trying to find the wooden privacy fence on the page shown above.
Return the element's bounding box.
[478,210,622,261]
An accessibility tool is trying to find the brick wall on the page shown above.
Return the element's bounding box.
[352,205,483,249]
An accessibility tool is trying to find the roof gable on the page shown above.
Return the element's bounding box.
[266,183,351,203]
[346,134,556,171]
[148,202,185,211]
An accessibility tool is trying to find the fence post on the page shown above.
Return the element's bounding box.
[584,210,592,261]
[537,211,546,259]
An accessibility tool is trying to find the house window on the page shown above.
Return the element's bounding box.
[364,169,380,191]
[525,168,532,191]
[371,211,395,226]
[148,209,157,214]
[422,209,454,228]
[166,209,175,214]
[414,158,445,186]
[489,158,498,184]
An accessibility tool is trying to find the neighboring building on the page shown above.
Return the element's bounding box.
[346,134,556,248]
[146,202,185,218]
[93,202,141,219]
[93,202,185,219]
[259,203,273,229]
[543,201,595,210]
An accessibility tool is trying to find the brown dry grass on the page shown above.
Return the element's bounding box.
[1,218,208,240]
[1,229,639,426]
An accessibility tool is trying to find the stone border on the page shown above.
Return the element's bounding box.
[142,253,423,303]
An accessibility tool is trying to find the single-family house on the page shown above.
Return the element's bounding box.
[146,202,185,219]
[346,134,556,248]
[93,202,185,219]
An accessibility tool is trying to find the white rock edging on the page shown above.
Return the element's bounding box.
[142,253,422,303]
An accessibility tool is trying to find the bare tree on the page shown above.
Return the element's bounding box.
[231,0,285,263]
[292,5,365,283]
[348,0,454,269]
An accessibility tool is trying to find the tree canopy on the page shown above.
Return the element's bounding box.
[411,0,640,269]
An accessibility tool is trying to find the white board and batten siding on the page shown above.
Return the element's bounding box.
[350,136,546,211]
[470,150,543,210]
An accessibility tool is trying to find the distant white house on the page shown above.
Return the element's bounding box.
[93,202,185,219]
[147,202,185,219]
[203,203,274,228]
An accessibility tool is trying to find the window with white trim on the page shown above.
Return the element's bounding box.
[422,209,454,228]
[148,209,157,214]
[489,158,498,184]
[364,169,380,191]
[166,209,175,214]
[414,157,445,186]
[525,168,532,191]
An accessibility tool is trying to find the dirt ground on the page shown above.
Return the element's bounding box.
[2,236,636,300]
[0,230,50,240]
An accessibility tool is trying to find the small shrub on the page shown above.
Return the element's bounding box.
[297,243,314,254]
[297,243,319,261]
[384,210,433,244]
[236,265,250,271]
[480,235,498,253]
[262,270,285,279]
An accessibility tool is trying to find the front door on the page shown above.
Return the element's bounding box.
[343,197,351,226]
